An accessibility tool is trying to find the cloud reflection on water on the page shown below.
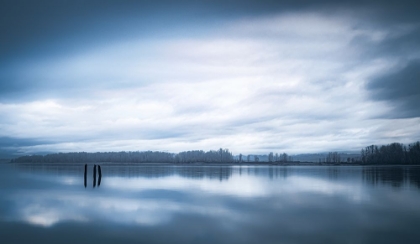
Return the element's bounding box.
[2,165,420,244]
[6,167,375,228]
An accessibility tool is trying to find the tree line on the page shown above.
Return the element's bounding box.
[11,149,234,164]
[10,141,420,164]
[237,152,292,163]
[361,141,420,165]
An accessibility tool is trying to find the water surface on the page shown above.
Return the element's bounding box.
[1,163,420,244]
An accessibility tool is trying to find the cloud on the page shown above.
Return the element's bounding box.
[366,60,420,118]
[1,2,420,154]
[0,136,55,158]
[2,1,419,61]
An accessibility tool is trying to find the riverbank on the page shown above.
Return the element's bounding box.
[9,160,420,167]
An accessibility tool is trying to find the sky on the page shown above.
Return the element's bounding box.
[1,0,420,157]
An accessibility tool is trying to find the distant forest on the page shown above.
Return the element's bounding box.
[11,148,235,164]
[10,141,420,165]
[361,141,420,164]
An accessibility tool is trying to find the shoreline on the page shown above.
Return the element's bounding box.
[6,161,420,167]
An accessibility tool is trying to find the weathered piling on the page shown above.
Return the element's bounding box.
[98,165,102,186]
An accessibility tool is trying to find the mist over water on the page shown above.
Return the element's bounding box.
[1,163,420,244]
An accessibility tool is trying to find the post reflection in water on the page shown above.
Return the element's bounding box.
[2,164,420,244]
[84,164,87,188]
[84,164,102,188]
[93,164,96,188]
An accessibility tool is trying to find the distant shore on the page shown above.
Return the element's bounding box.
[8,161,420,167]
[8,141,420,165]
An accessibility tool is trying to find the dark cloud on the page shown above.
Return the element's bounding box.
[379,27,420,57]
[1,0,419,61]
[337,1,420,119]
[0,136,55,158]
[350,25,420,63]
[1,0,419,89]
[0,0,297,62]
[0,136,52,148]
[367,60,420,118]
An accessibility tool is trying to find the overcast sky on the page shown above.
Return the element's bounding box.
[1,0,419,157]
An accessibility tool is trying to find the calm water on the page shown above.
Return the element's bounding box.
[1,163,420,244]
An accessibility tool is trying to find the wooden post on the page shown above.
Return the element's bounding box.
[98,165,102,186]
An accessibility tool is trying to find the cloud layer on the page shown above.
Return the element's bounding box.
[1,1,420,156]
